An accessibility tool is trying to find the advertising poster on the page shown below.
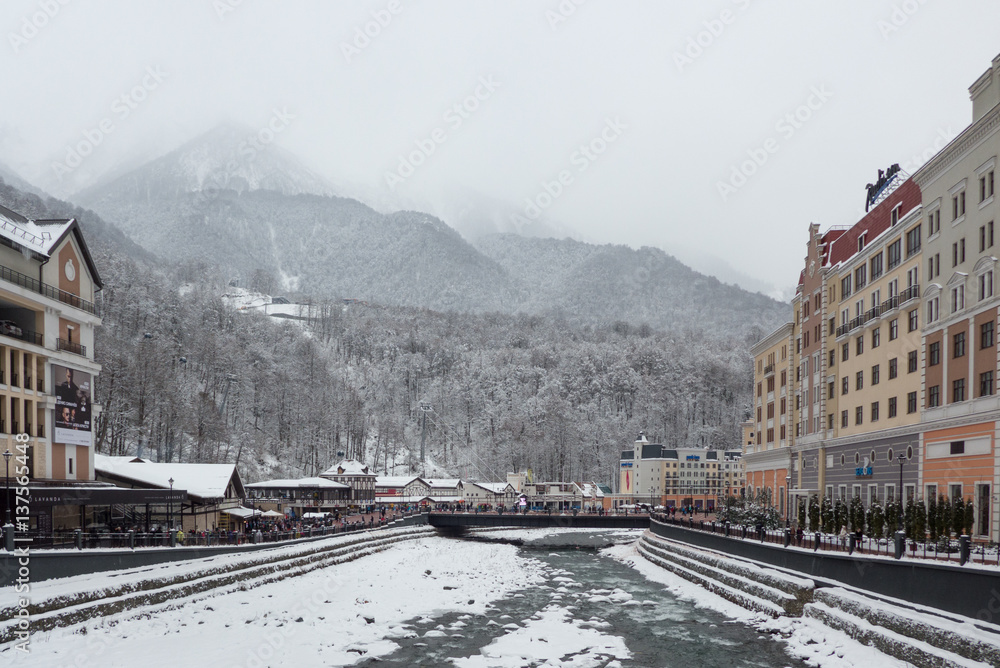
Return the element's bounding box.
[53,364,92,446]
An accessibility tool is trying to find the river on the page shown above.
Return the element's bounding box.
[359,530,810,668]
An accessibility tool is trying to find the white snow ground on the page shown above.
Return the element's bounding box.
[5,532,909,668]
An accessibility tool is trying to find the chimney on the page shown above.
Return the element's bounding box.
[970,52,1000,124]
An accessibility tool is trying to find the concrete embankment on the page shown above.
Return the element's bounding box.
[0,525,435,645]
[638,530,1000,668]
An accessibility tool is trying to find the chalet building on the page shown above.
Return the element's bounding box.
[749,52,1000,541]
[320,459,376,507]
[95,454,245,532]
[245,477,351,517]
[463,481,518,508]
[375,476,432,504]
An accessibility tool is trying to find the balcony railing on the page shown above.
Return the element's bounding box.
[56,338,86,356]
[0,328,44,348]
[899,284,920,305]
[881,295,899,314]
[0,264,100,316]
[763,363,775,377]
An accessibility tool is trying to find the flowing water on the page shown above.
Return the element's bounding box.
[359,530,809,668]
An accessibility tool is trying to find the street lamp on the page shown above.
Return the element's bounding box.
[168,477,174,530]
[896,454,906,532]
[785,474,792,528]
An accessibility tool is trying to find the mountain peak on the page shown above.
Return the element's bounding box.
[77,121,336,204]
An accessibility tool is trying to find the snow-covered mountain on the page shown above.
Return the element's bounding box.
[71,126,787,333]
[75,123,336,204]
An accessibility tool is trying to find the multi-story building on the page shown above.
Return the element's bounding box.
[749,53,1000,541]
[321,459,376,508]
[914,53,1000,541]
[619,433,742,511]
[746,323,794,517]
[0,205,120,532]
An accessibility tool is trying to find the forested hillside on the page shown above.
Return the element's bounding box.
[0,176,766,485]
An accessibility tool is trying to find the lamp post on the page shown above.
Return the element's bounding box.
[896,454,906,532]
[168,477,174,530]
[3,450,12,552]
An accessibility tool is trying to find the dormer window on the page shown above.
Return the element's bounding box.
[891,204,901,227]
[858,233,867,252]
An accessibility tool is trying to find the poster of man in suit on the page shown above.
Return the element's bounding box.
[54,364,92,446]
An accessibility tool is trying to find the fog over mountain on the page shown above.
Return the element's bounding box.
[71,124,785,334]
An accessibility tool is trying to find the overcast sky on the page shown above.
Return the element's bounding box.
[2,1,999,297]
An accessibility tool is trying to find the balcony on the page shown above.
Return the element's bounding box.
[899,284,920,305]
[57,338,86,357]
[763,363,775,377]
[0,328,44,348]
[881,295,899,314]
[0,264,100,316]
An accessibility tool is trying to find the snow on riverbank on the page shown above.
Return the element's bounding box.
[5,538,544,668]
[605,541,909,668]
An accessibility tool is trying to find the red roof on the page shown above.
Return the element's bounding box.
[827,180,922,267]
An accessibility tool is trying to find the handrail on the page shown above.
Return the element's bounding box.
[0,264,100,316]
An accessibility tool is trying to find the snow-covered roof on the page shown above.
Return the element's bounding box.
[467,482,514,494]
[375,476,425,487]
[0,205,72,255]
[220,506,257,518]
[246,477,348,489]
[95,454,243,502]
[321,459,373,477]
[424,479,463,489]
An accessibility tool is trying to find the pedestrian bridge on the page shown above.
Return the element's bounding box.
[426,512,650,530]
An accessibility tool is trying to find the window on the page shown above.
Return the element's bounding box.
[856,336,864,355]
[829,349,835,367]
[855,265,867,290]
[889,357,898,379]
[68,458,73,474]
[928,253,940,280]
[905,225,921,258]
[872,327,880,348]
[952,286,965,312]
[927,297,939,324]
[871,364,880,385]
[827,382,834,400]
[871,401,879,422]
[982,321,994,349]
[890,206,900,226]
[828,317,835,336]
[929,341,940,365]
[842,342,849,362]
[888,396,897,418]
[841,275,852,300]
[856,370,864,390]
[980,271,994,301]
[953,378,966,403]
[928,209,941,236]
[870,253,883,280]
[954,331,966,358]
[980,371,994,397]
[841,410,848,428]
[981,170,994,202]
[841,376,848,395]
[887,239,902,270]
[889,318,898,340]
[953,190,966,220]
[908,309,918,332]
[827,414,834,430]
[855,406,863,425]
[928,385,940,408]
[908,350,918,373]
